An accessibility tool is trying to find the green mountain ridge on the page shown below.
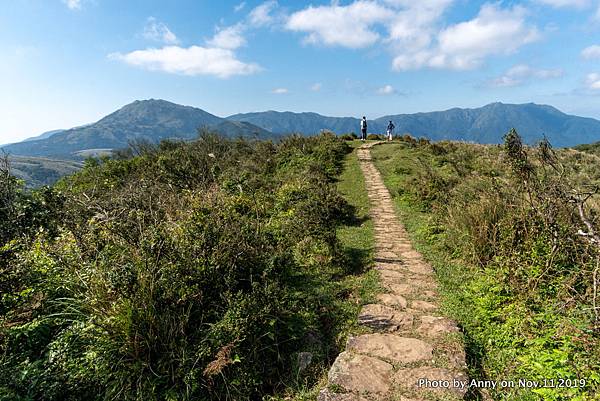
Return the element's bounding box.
[2,99,272,159]
[4,99,600,162]
[232,102,600,147]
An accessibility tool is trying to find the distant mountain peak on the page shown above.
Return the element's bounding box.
[2,99,274,159]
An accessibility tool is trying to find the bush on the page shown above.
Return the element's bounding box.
[366,134,381,140]
[399,134,417,145]
[0,133,356,400]
[339,133,357,141]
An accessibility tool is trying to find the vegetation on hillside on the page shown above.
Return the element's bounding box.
[0,132,370,400]
[573,141,600,157]
[8,156,82,187]
[372,132,600,400]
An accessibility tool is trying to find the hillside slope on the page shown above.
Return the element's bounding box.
[0,134,364,400]
[2,99,273,158]
[8,156,82,187]
[227,111,363,135]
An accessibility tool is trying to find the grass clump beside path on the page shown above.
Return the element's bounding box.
[335,142,379,308]
[371,135,600,401]
[273,140,380,400]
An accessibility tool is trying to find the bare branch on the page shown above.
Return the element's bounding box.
[574,192,600,246]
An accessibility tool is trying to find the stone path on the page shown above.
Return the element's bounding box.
[318,143,468,401]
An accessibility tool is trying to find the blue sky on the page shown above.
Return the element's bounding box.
[3,0,600,143]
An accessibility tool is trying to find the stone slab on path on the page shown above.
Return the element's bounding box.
[358,304,414,332]
[410,300,438,312]
[377,293,408,309]
[328,352,393,394]
[417,316,460,337]
[347,334,433,364]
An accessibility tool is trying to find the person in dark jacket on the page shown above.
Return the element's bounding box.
[360,116,367,140]
[386,120,395,141]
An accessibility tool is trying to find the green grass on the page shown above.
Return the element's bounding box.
[336,145,379,307]
[276,145,380,401]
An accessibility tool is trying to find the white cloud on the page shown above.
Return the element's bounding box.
[436,5,540,69]
[271,87,289,94]
[110,46,261,78]
[207,24,246,50]
[393,4,540,70]
[582,45,600,59]
[586,73,600,90]
[535,0,590,8]
[234,2,246,12]
[286,1,392,48]
[62,0,81,10]
[377,84,396,95]
[489,64,563,87]
[385,0,453,52]
[208,1,281,51]
[249,1,279,27]
[143,17,179,45]
[114,6,278,79]
[284,1,539,71]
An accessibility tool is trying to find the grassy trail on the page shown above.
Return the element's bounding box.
[336,142,376,286]
[279,143,379,401]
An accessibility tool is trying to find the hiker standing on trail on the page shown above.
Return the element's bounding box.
[387,120,395,141]
[360,116,367,141]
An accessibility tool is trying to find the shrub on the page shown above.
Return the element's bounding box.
[399,134,417,145]
[339,133,357,141]
[0,133,355,400]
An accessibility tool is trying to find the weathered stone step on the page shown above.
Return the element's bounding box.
[328,352,393,394]
[358,304,414,332]
[347,334,433,364]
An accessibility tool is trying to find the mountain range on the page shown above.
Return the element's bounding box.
[2,100,272,159]
[4,99,600,160]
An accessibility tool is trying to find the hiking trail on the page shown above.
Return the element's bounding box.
[318,142,468,401]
